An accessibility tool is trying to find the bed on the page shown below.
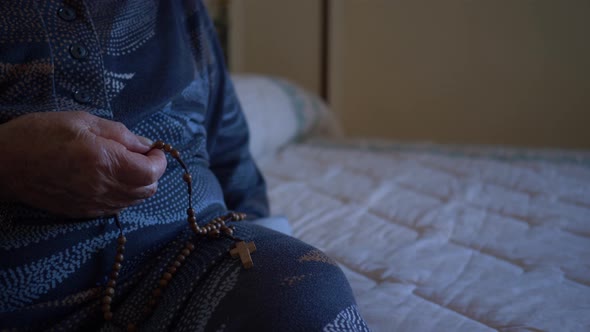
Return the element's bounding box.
[232,75,590,332]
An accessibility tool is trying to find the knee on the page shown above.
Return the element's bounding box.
[230,231,359,330]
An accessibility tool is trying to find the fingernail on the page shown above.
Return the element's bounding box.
[137,135,153,147]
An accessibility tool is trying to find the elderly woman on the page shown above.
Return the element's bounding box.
[0,0,369,331]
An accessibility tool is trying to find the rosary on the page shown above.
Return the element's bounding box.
[100,140,256,331]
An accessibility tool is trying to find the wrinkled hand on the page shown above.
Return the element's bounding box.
[0,111,167,218]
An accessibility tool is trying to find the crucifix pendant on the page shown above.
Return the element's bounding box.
[230,241,256,269]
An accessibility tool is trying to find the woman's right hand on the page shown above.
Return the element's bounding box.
[0,111,167,218]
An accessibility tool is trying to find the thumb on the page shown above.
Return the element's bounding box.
[113,146,168,186]
[136,135,153,148]
[92,118,152,153]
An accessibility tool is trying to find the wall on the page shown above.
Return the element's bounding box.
[228,0,322,96]
[329,0,590,148]
[227,0,590,148]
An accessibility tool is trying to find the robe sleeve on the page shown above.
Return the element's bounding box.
[197,3,270,218]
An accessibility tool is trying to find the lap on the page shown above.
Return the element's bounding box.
[198,224,361,331]
[53,222,369,331]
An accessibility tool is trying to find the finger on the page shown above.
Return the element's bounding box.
[110,147,167,186]
[58,206,124,219]
[92,118,152,154]
[83,198,144,217]
[128,182,159,200]
[80,208,125,219]
[101,199,145,211]
[110,182,159,202]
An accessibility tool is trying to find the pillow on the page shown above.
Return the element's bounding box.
[231,74,341,160]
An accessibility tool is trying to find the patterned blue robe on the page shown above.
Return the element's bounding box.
[0,1,369,330]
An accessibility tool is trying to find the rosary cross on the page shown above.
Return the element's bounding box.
[230,241,256,269]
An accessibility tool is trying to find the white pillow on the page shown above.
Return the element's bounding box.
[231,74,341,160]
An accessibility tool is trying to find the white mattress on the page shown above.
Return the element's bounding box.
[258,139,590,332]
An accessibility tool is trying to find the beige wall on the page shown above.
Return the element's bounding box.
[229,0,590,148]
[229,0,322,96]
[329,0,590,148]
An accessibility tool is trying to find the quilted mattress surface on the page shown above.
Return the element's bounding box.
[258,139,590,332]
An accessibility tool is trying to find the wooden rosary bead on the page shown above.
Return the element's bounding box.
[102,139,254,327]
[187,208,195,217]
[228,212,245,221]
[182,173,192,183]
[152,140,165,149]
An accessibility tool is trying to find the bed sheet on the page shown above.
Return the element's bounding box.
[258,139,590,332]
